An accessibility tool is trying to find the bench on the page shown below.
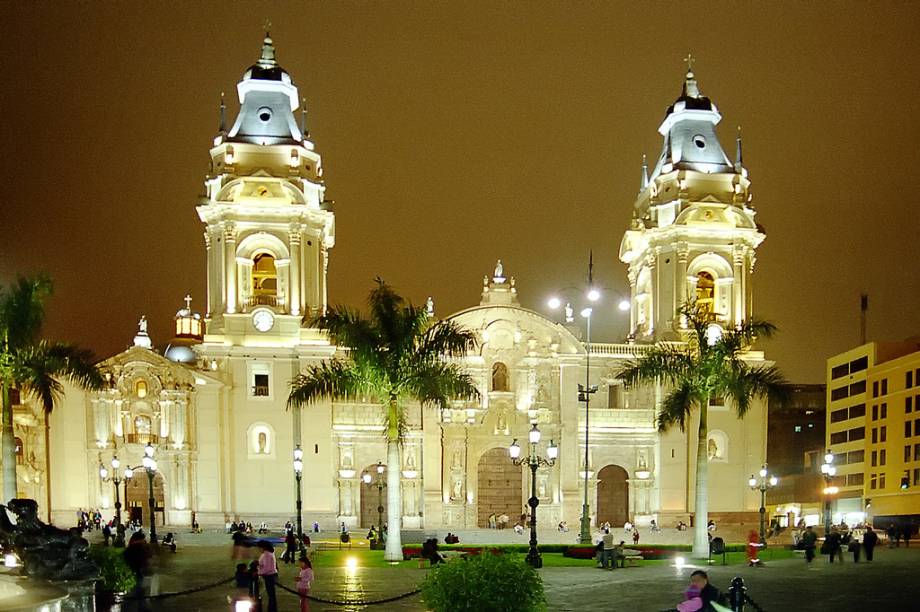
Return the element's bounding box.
[621,549,644,566]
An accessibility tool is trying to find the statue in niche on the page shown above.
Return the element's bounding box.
[406,449,416,468]
[537,384,549,403]
[491,362,509,392]
[451,449,462,469]
[537,475,547,499]
[257,431,268,454]
[496,410,507,433]
[707,437,720,460]
[453,477,463,500]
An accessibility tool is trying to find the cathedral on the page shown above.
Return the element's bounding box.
[16,37,771,531]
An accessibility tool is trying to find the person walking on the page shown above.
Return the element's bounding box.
[801,525,817,563]
[123,531,153,612]
[823,529,842,563]
[257,540,279,612]
[632,526,640,546]
[887,523,897,548]
[847,531,861,562]
[601,530,615,569]
[863,526,879,561]
[283,531,298,564]
[903,524,912,548]
[297,556,314,612]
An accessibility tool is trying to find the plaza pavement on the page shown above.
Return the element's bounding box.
[90,528,917,611]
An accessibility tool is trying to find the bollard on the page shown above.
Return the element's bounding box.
[729,576,746,612]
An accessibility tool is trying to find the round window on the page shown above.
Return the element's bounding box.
[693,135,706,149]
[257,107,273,123]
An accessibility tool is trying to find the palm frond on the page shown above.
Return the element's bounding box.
[401,361,480,409]
[616,346,693,388]
[368,278,405,349]
[658,381,695,432]
[0,274,53,350]
[288,359,367,408]
[312,305,380,361]
[13,341,102,413]
[414,320,479,361]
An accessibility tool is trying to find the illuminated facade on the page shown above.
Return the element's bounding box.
[826,341,920,524]
[30,43,771,531]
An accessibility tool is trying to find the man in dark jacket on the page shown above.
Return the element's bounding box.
[801,525,818,562]
[863,526,879,561]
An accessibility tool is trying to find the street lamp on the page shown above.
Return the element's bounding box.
[748,464,778,545]
[141,442,158,544]
[820,451,837,535]
[509,424,558,568]
[293,444,304,552]
[99,456,127,547]
[546,254,628,545]
[362,461,386,549]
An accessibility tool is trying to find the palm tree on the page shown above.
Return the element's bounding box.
[288,279,479,561]
[0,274,104,513]
[616,301,790,558]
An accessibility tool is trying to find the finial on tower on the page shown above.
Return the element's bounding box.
[426,296,435,318]
[735,126,744,167]
[682,53,700,98]
[219,92,226,132]
[184,294,193,310]
[641,154,649,190]
[300,97,309,137]
[257,22,277,69]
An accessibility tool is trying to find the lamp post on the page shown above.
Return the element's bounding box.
[293,444,304,553]
[509,424,558,568]
[747,464,778,545]
[547,255,629,545]
[141,442,158,544]
[362,461,386,546]
[99,456,127,547]
[820,451,837,536]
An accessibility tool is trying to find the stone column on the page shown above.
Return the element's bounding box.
[676,245,689,326]
[289,226,301,316]
[733,246,745,326]
[224,224,238,314]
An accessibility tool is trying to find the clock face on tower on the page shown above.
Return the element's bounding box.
[252,309,275,332]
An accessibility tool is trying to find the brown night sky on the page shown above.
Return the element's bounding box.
[1,2,918,383]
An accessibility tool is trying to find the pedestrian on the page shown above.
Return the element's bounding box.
[601,530,615,569]
[746,529,762,566]
[123,531,153,612]
[887,523,897,548]
[847,531,861,562]
[488,513,497,529]
[632,526,640,545]
[297,556,314,612]
[283,531,297,564]
[257,540,279,612]
[671,570,723,612]
[801,525,817,563]
[903,524,912,548]
[863,526,879,561]
[822,529,842,563]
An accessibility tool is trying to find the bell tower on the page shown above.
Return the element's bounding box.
[619,61,765,341]
[198,33,335,343]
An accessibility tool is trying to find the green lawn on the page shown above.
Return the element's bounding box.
[303,546,797,570]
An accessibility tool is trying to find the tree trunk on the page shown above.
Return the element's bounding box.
[1,382,16,503]
[44,409,52,523]
[693,399,709,558]
[383,398,403,562]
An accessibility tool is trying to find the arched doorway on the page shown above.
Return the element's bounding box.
[125,472,165,526]
[477,447,522,527]
[360,465,389,529]
[596,465,629,527]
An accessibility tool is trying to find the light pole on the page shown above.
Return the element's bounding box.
[509,424,558,568]
[142,442,158,544]
[99,456,127,547]
[547,255,629,545]
[747,464,778,545]
[820,451,837,536]
[293,444,304,553]
[362,461,386,543]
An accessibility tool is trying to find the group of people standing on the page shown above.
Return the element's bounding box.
[798,525,880,563]
[232,537,314,612]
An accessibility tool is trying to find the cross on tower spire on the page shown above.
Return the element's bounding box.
[184,294,193,310]
[684,53,695,76]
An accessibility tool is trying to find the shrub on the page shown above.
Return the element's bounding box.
[421,553,545,612]
[90,546,136,593]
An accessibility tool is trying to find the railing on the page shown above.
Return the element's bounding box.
[245,295,284,309]
[589,343,656,358]
[252,386,270,397]
[125,433,160,445]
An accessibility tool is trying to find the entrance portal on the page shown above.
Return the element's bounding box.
[125,471,165,526]
[596,464,629,527]
[360,465,389,529]
[477,447,522,527]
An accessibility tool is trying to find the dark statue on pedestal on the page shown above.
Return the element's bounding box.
[0,499,98,580]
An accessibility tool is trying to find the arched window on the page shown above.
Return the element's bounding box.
[695,271,716,319]
[134,415,152,434]
[252,253,278,297]
[14,437,23,465]
[134,379,148,398]
[491,362,509,392]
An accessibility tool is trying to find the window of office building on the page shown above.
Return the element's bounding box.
[830,431,847,445]
[906,445,912,462]
[880,449,886,465]
[832,364,849,379]
[831,386,849,401]
[872,405,878,421]
[848,473,864,486]
[847,450,864,464]
[873,381,879,398]
[881,403,887,419]
[908,396,914,414]
[882,379,888,395]
[849,427,866,441]
[850,404,866,418]
[872,428,878,444]
[851,356,868,373]
[881,426,887,443]
[831,408,848,423]
[908,371,914,389]
[871,450,877,467]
